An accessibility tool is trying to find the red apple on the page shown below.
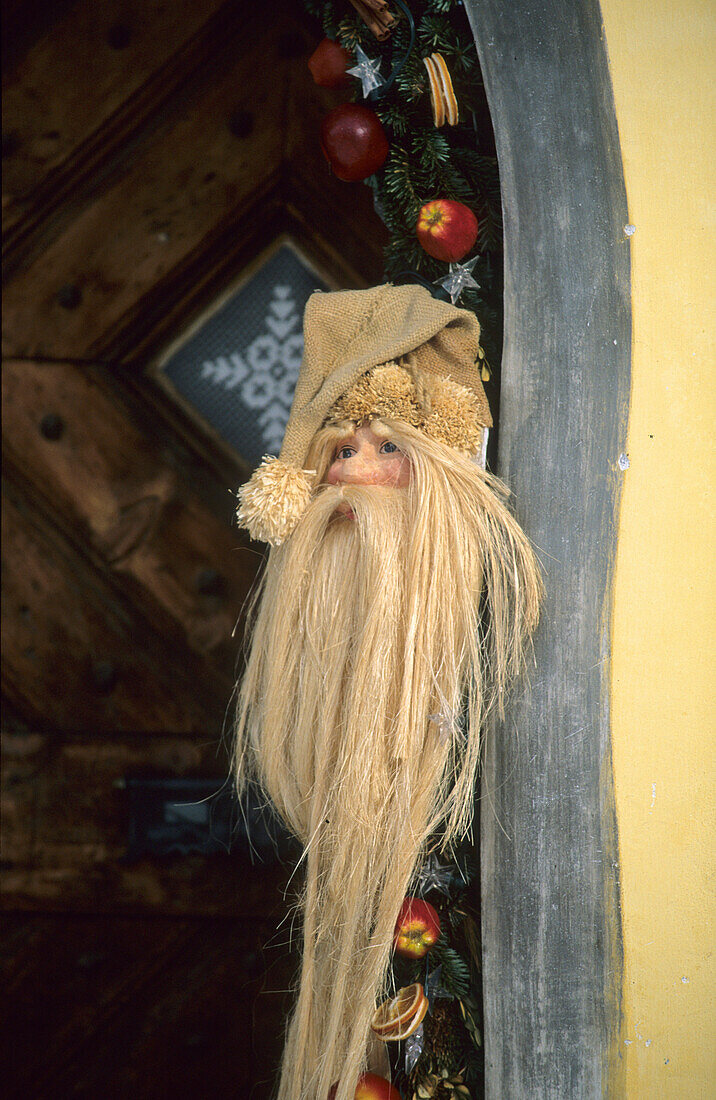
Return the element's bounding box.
[393,896,441,959]
[356,1074,402,1100]
[416,199,479,262]
[309,38,352,88]
[328,1072,402,1100]
[320,104,389,182]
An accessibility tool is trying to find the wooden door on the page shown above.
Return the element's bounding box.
[2,2,386,1094]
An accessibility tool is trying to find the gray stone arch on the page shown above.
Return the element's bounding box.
[463,1,630,1095]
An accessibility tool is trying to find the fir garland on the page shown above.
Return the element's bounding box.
[302,0,503,370]
[390,846,484,1099]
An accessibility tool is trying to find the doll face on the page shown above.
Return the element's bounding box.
[325,424,411,489]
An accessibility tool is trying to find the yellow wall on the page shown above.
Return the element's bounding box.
[599,0,716,1094]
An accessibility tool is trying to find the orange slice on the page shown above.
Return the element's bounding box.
[423,56,445,127]
[370,983,429,1041]
[432,53,459,126]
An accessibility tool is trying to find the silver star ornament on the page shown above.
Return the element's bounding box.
[347,45,384,98]
[437,255,481,304]
[415,853,455,896]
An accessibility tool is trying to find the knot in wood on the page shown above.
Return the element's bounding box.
[40,414,65,441]
[57,284,82,310]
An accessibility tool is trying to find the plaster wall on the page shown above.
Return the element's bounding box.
[600,0,716,1093]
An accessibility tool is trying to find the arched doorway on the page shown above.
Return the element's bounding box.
[2,0,629,1093]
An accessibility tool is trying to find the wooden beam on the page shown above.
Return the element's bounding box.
[2,360,257,665]
[283,167,388,290]
[2,0,235,248]
[2,480,231,733]
[1,729,293,916]
[1,13,293,358]
[3,913,294,1096]
[463,1,629,1095]
[2,3,390,367]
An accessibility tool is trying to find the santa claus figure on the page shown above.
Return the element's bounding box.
[234,284,541,1100]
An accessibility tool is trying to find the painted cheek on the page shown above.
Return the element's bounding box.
[390,456,411,487]
[349,457,410,486]
[372,459,400,485]
[374,455,411,487]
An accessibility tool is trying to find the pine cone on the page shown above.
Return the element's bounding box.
[423,999,465,1071]
[409,1000,472,1098]
[411,1068,471,1099]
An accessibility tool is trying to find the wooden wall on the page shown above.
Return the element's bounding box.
[2,1,386,1093]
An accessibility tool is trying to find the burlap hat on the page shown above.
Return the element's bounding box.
[236,283,492,544]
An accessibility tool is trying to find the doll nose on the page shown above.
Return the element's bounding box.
[339,453,391,485]
[338,444,400,484]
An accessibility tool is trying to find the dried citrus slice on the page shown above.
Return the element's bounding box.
[432,53,459,126]
[423,55,445,127]
[371,983,424,1033]
[370,982,429,1041]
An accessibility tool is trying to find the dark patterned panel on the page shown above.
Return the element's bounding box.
[160,243,328,464]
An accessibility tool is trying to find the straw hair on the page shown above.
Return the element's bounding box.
[233,420,541,1100]
[235,457,315,546]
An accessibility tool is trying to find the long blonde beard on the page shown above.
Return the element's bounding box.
[234,423,541,1100]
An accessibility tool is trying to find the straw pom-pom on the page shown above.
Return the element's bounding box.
[327,363,486,455]
[423,374,484,453]
[236,457,315,546]
[328,362,423,429]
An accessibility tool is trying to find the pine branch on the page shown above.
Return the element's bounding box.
[432,941,472,998]
[395,52,429,101]
[418,12,462,52]
[336,15,370,51]
[302,0,503,382]
[374,101,411,138]
[426,0,459,12]
[383,145,423,219]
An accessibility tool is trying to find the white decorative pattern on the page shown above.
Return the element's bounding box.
[200,284,303,453]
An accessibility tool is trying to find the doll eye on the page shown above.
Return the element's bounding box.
[380,440,400,454]
[336,445,355,460]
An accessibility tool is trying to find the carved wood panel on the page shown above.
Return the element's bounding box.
[0,2,386,1091]
[2,727,295,915]
[2,0,231,241]
[2,359,256,666]
[2,3,386,362]
[2,0,386,911]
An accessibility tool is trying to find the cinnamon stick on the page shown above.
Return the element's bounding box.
[347,0,396,41]
[360,0,396,16]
